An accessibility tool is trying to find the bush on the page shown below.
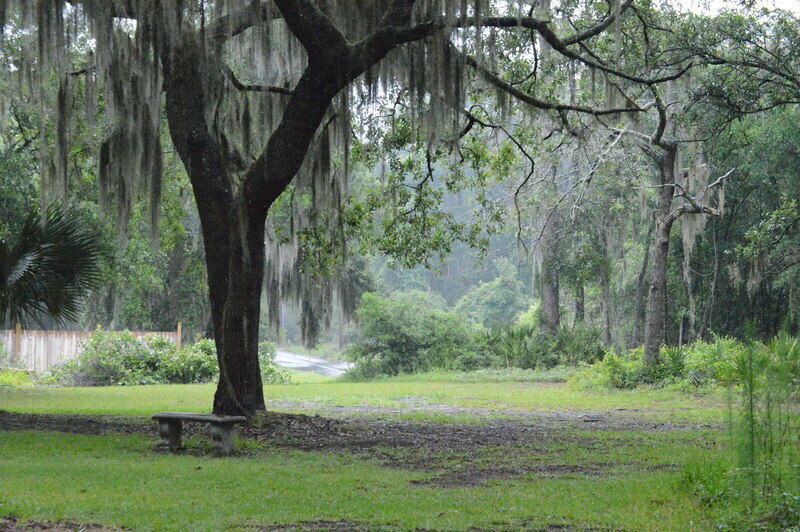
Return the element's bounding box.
[346,292,487,378]
[258,341,291,384]
[39,330,218,386]
[0,368,34,388]
[572,348,644,390]
[574,336,751,390]
[40,332,294,386]
[64,330,153,386]
[158,338,219,384]
[683,334,745,386]
[484,324,603,370]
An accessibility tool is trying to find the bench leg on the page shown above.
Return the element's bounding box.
[156,420,183,452]
[210,423,235,456]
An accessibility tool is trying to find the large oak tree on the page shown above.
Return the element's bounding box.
[3,0,662,414]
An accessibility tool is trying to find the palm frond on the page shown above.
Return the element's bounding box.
[0,204,102,327]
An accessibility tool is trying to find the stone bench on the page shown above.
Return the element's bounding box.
[151,412,247,456]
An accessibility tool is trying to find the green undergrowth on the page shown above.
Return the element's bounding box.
[0,368,34,388]
[0,430,716,531]
[347,366,581,383]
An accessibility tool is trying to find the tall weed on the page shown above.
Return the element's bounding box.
[681,336,800,529]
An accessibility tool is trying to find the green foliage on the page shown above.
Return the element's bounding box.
[681,336,800,529]
[157,339,219,385]
[346,292,487,378]
[0,204,101,327]
[258,341,291,384]
[40,330,218,386]
[575,335,751,390]
[41,334,293,387]
[0,148,36,243]
[484,324,604,370]
[573,348,645,390]
[453,268,528,329]
[0,368,33,388]
[683,335,745,386]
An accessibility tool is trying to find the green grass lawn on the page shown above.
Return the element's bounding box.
[1,430,716,531]
[0,375,729,531]
[0,373,726,422]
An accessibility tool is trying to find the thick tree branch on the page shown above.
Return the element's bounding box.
[352,0,430,74]
[273,0,348,57]
[209,1,277,44]
[669,168,732,222]
[225,66,294,96]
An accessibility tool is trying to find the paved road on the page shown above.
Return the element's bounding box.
[274,349,354,377]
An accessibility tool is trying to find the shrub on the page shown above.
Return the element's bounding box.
[346,292,487,378]
[39,331,220,386]
[484,324,603,370]
[258,341,291,384]
[0,368,34,388]
[683,334,745,386]
[65,330,152,386]
[158,338,219,384]
[572,348,645,390]
[575,336,751,390]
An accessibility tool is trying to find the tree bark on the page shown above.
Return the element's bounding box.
[540,211,560,335]
[600,270,612,345]
[630,222,653,348]
[161,38,267,415]
[643,147,677,366]
[574,280,585,325]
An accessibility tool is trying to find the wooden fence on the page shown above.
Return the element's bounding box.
[0,325,181,373]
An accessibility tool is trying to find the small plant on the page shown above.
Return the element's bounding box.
[486,323,536,368]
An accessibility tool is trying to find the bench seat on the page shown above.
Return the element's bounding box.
[151,412,247,456]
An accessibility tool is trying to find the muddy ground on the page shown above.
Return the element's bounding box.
[0,405,718,474]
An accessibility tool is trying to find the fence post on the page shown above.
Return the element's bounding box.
[13,321,22,365]
[176,322,182,350]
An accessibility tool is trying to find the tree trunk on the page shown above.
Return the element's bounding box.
[574,280,585,325]
[211,214,268,415]
[161,39,269,415]
[600,271,612,345]
[540,212,560,335]
[630,222,653,348]
[643,160,676,366]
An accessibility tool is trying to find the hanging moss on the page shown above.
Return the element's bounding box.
[1,0,497,344]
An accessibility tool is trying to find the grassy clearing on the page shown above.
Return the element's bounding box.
[0,374,726,423]
[0,372,734,530]
[0,430,716,531]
